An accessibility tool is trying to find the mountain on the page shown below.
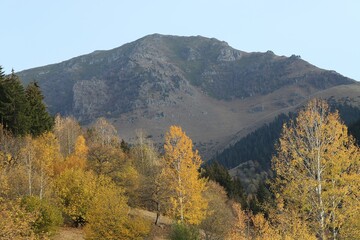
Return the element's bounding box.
[17,34,360,159]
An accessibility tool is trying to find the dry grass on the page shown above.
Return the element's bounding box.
[52,227,85,240]
[51,209,174,240]
[130,208,173,225]
[52,225,172,240]
[146,224,172,240]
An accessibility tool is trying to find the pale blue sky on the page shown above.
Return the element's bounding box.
[1,1,359,80]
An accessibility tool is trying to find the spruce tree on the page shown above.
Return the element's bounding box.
[0,69,30,135]
[25,82,53,136]
[0,66,7,124]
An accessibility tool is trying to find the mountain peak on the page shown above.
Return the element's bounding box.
[16,34,357,159]
[17,34,355,119]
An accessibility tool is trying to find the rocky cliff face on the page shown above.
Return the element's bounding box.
[17,34,358,159]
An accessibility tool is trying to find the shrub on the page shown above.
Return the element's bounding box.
[170,223,200,240]
[21,196,63,235]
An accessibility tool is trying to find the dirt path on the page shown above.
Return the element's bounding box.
[52,227,85,240]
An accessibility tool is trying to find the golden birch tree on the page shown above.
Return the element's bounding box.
[272,99,360,240]
[228,202,252,240]
[251,213,280,240]
[33,132,62,200]
[20,136,36,196]
[56,135,89,173]
[54,115,81,157]
[161,125,207,225]
[88,117,119,147]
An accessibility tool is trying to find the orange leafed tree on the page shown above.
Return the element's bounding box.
[161,125,207,225]
[228,202,249,240]
[61,135,88,172]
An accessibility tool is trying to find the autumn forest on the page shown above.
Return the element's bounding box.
[1,67,360,240]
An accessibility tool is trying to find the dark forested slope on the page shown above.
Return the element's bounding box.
[212,102,360,173]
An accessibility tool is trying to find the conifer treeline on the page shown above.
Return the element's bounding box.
[0,66,53,136]
[212,102,360,173]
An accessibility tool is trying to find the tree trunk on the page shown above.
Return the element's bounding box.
[39,165,44,200]
[177,159,184,222]
[317,150,325,240]
[155,201,161,225]
[180,194,184,222]
[332,179,337,240]
[27,152,32,196]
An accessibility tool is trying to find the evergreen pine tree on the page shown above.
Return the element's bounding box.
[25,81,54,136]
[0,66,7,126]
[203,162,246,206]
[0,69,30,135]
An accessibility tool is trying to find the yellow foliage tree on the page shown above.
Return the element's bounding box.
[55,135,88,173]
[341,209,360,239]
[228,202,250,240]
[229,201,315,240]
[161,125,207,225]
[87,143,139,201]
[86,118,139,200]
[88,117,120,147]
[251,213,280,240]
[74,135,88,156]
[20,136,36,196]
[0,151,9,199]
[0,148,37,239]
[272,99,360,239]
[33,132,62,200]
[53,169,97,226]
[269,203,316,240]
[84,175,150,240]
[53,115,82,157]
[0,198,37,239]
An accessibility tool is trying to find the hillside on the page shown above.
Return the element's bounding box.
[214,100,360,193]
[17,34,359,159]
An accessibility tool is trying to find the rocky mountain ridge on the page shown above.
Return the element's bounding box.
[17,34,360,159]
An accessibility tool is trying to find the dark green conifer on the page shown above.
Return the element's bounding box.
[0,69,30,135]
[203,161,246,206]
[25,81,54,136]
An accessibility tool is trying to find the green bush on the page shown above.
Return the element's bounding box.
[21,196,63,235]
[170,223,200,240]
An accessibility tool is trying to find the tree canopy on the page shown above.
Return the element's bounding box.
[161,125,208,225]
[272,99,360,239]
[0,68,53,136]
